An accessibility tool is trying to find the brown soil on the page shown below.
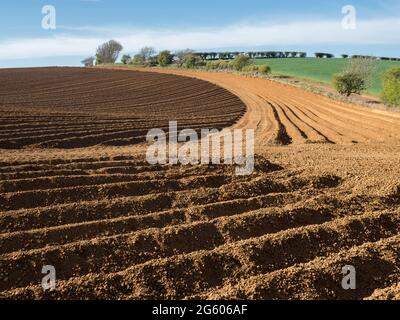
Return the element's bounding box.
[270,74,388,110]
[1,67,400,300]
[0,67,245,149]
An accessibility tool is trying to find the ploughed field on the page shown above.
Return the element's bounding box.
[1,67,400,300]
[0,68,245,149]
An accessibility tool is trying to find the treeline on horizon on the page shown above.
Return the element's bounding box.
[152,51,400,61]
[82,40,400,66]
[189,52,400,61]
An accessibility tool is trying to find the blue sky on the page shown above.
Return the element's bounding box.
[0,0,399,67]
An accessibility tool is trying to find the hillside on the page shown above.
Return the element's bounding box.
[255,58,400,96]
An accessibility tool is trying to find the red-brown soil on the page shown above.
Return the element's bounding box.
[1,67,400,300]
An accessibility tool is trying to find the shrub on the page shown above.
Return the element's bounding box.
[131,54,146,66]
[81,57,95,67]
[242,64,259,73]
[182,54,204,68]
[241,64,271,75]
[333,72,366,96]
[146,56,158,67]
[344,57,377,89]
[206,60,221,70]
[205,61,214,70]
[257,65,271,75]
[381,67,400,107]
[218,61,230,69]
[129,47,157,66]
[230,54,252,71]
[157,50,173,67]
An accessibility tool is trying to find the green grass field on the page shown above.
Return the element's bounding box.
[254,58,400,96]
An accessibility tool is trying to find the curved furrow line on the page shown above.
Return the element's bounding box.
[258,96,291,145]
[2,211,398,297]
[263,92,336,144]
[0,68,245,150]
[279,102,339,144]
[274,103,308,142]
[284,97,372,143]
[365,283,400,300]
[0,160,154,174]
[204,233,400,300]
[0,168,233,192]
[287,94,400,142]
[0,204,333,256]
[0,174,237,211]
[0,173,293,233]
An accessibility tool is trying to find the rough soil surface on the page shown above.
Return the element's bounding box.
[1,67,400,300]
[0,67,245,149]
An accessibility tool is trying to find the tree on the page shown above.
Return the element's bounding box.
[230,54,252,71]
[130,47,157,66]
[344,57,377,89]
[81,56,94,67]
[131,54,146,66]
[121,54,131,64]
[157,50,173,67]
[175,49,196,67]
[342,54,349,59]
[96,40,123,64]
[333,73,366,96]
[333,56,377,97]
[139,47,156,60]
[96,54,103,65]
[382,67,400,107]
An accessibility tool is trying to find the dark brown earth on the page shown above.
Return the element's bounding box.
[0,67,245,149]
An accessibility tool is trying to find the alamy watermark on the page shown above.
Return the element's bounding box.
[146,121,255,176]
[342,5,357,30]
[42,265,56,291]
[42,5,56,30]
[342,265,356,290]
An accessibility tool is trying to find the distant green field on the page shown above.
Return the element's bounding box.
[254,58,400,96]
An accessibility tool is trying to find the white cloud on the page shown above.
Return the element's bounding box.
[0,18,399,60]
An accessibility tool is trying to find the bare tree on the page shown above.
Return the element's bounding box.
[139,47,156,60]
[81,57,95,67]
[96,40,123,64]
